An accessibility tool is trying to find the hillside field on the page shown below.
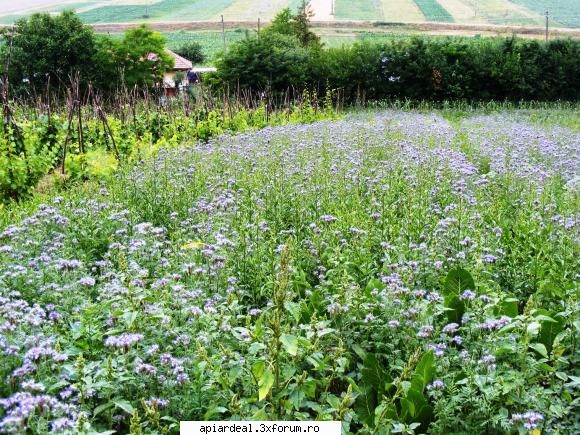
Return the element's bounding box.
[0,0,578,27]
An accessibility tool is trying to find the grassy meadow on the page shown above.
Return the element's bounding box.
[0,104,578,433]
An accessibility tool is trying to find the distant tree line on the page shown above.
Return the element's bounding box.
[0,11,205,97]
[210,4,580,102]
[0,6,578,103]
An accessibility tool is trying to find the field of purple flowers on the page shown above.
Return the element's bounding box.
[0,109,578,434]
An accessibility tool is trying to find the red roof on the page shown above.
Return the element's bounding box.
[146,49,193,70]
[168,49,193,70]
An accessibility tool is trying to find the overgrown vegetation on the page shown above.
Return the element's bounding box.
[0,107,578,433]
[212,34,580,102]
[0,4,578,434]
[0,90,339,203]
[0,13,176,96]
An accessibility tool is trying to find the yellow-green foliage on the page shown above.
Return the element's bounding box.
[0,101,340,203]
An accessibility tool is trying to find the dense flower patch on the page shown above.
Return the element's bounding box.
[0,110,578,434]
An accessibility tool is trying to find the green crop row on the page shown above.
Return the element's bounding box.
[414,0,454,22]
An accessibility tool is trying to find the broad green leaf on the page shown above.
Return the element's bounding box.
[538,314,564,354]
[529,343,548,358]
[538,280,564,298]
[114,400,134,415]
[252,407,269,420]
[400,397,415,419]
[93,402,114,417]
[444,268,475,295]
[121,311,138,328]
[204,405,228,419]
[414,351,435,390]
[284,301,302,324]
[499,298,519,318]
[410,374,425,393]
[252,360,265,379]
[415,404,434,429]
[354,386,377,427]
[444,293,465,323]
[534,314,558,323]
[258,367,274,401]
[361,353,390,393]
[352,343,366,360]
[527,321,541,336]
[365,278,385,294]
[280,334,298,356]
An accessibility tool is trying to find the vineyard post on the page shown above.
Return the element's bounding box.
[61,96,76,176]
[221,15,226,52]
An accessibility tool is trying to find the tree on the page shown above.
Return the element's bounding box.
[268,8,295,37]
[174,42,205,65]
[116,25,174,89]
[92,25,174,91]
[264,2,321,49]
[0,11,96,93]
[294,1,321,48]
[212,32,312,93]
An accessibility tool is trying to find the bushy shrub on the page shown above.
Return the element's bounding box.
[174,42,206,65]
[212,36,580,103]
[211,33,315,94]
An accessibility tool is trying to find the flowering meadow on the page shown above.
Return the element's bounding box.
[0,109,578,434]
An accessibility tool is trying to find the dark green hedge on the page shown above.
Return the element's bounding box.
[211,36,580,102]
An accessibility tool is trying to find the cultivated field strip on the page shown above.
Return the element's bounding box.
[0,0,578,27]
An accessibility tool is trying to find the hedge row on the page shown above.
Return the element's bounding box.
[211,35,580,102]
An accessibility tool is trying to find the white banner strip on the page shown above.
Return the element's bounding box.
[180,421,341,435]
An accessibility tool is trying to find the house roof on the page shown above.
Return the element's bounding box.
[168,49,193,70]
[146,49,193,71]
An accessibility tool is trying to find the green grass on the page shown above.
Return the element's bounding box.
[413,0,454,22]
[335,0,384,20]
[509,0,580,28]
[79,0,235,23]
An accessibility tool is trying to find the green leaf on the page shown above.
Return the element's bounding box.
[444,268,475,295]
[415,404,434,429]
[252,407,269,420]
[400,397,415,419]
[361,353,390,393]
[354,386,377,427]
[284,301,302,324]
[280,334,298,356]
[258,367,274,401]
[533,310,565,353]
[114,400,134,415]
[365,278,385,294]
[529,343,548,358]
[414,351,435,390]
[252,360,265,379]
[444,293,465,323]
[538,315,564,354]
[499,298,519,318]
[352,343,366,360]
[93,401,114,417]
